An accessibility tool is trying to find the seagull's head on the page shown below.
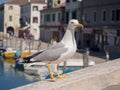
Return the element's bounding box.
[68,19,83,31]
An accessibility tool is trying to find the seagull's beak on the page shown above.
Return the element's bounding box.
[77,23,84,28]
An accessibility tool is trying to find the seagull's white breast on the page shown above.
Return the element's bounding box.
[52,41,76,64]
[51,27,77,64]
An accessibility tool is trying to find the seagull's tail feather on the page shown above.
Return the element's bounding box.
[23,50,44,63]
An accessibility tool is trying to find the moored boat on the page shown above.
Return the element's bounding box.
[3,48,30,58]
[4,51,30,58]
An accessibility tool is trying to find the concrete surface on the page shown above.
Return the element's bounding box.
[12,59,120,90]
[103,85,120,90]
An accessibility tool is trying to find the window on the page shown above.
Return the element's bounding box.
[72,10,77,19]
[73,0,77,2]
[44,14,47,22]
[116,31,120,46]
[9,15,12,21]
[46,14,51,22]
[47,0,52,7]
[41,15,42,20]
[116,37,120,46]
[33,6,38,11]
[54,0,60,6]
[93,12,97,22]
[111,9,120,21]
[8,6,13,10]
[19,18,23,25]
[33,17,38,23]
[66,12,69,23]
[116,9,120,21]
[66,0,70,3]
[58,13,61,21]
[112,10,116,21]
[52,14,55,22]
[102,11,106,21]
[58,0,60,4]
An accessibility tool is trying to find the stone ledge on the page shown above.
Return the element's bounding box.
[12,59,120,90]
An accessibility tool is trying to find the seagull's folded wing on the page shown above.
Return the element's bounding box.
[32,42,68,62]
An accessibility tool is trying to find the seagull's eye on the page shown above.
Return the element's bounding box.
[71,22,74,24]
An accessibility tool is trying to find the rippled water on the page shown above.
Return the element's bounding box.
[0,57,82,90]
[0,57,40,90]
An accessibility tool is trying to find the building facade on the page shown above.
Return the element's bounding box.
[0,0,46,39]
[83,0,120,51]
[65,0,82,23]
[20,2,46,40]
[40,0,65,42]
[0,3,20,36]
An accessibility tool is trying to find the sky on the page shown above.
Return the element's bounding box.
[0,0,7,4]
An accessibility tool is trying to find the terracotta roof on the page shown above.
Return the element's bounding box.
[6,0,46,5]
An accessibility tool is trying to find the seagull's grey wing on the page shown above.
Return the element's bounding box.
[32,45,68,62]
[48,42,65,49]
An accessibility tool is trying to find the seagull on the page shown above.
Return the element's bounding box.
[23,19,83,81]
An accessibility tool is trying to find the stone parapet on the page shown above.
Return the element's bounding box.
[12,59,120,90]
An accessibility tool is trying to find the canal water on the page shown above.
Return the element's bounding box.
[0,57,82,90]
[0,57,40,90]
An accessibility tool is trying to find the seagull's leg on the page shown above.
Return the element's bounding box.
[47,62,56,81]
[57,64,67,79]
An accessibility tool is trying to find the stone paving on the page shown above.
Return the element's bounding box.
[12,59,120,90]
[103,84,120,90]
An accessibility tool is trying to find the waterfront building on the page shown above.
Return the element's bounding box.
[83,0,120,51]
[0,0,47,40]
[65,0,82,23]
[40,0,65,42]
[20,1,46,40]
[0,3,20,37]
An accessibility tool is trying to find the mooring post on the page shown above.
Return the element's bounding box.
[63,61,67,70]
[105,51,109,61]
[83,48,89,68]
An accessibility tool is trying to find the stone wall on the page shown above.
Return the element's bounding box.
[12,59,120,90]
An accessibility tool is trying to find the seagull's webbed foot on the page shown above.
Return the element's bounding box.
[58,74,67,79]
[50,77,57,82]
[57,64,67,79]
[48,63,57,82]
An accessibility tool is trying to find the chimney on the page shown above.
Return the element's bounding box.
[28,0,31,3]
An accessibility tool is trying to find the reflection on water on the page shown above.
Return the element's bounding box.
[0,57,40,90]
[0,57,82,90]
